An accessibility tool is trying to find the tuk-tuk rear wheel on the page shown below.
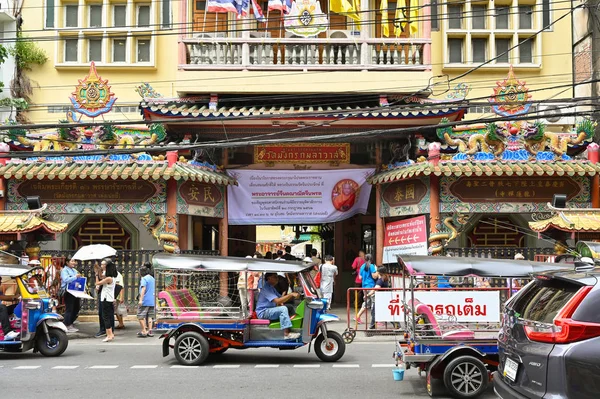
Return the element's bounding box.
[314,331,345,362]
[36,328,68,357]
[174,331,210,366]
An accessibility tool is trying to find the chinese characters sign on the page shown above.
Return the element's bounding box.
[449,177,581,203]
[380,177,430,217]
[374,290,501,323]
[227,169,374,225]
[382,179,428,206]
[177,181,224,217]
[254,143,350,164]
[383,216,428,263]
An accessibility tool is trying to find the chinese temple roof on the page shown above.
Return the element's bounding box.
[368,160,600,184]
[140,95,467,122]
[0,160,237,186]
[529,210,600,233]
[0,212,68,235]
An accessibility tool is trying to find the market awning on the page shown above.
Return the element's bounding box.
[0,212,68,235]
[529,210,600,233]
[369,160,600,184]
[0,161,237,186]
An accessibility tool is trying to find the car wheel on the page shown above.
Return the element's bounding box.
[36,328,68,357]
[174,332,210,366]
[443,355,489,398]
[314,331,346,362]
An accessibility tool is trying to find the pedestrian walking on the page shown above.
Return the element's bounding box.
[319,255,338,310]
[60,257,81,333]
[350,249,365,308]
[114,269,125,329]
[369,266,390,329]
[93,261,108,338]
[95,258,117,342]
[354,254,377,324]
[137,266,155,338]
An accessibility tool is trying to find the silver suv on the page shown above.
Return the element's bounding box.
[494,266,600,399]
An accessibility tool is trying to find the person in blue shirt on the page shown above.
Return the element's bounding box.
[354,254,378,324]
[137,266,155,338]
[60,258,81,333]
[255,273,301,340]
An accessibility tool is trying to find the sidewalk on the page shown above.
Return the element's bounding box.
[69,306,398,343]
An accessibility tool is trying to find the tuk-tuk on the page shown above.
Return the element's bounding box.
[153,254,346,366]
[394,255,569,398]
[0,265,68,356]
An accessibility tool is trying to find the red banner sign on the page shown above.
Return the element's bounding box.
[383,216,428,263]
[254,143,350,164]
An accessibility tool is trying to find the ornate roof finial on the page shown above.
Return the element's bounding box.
[488,65,532,117]
[69,62,117,118]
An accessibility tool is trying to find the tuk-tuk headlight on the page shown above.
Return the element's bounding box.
[307,300,325,310]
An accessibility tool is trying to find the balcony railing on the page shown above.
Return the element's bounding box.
[181,37,431,70]
[446,247,556,261]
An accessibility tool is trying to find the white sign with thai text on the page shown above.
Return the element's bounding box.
[374,290,501,323]
[227,169,374,225]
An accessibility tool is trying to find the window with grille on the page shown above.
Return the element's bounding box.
[72,217,131,250]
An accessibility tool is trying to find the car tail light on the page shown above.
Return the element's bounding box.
[524,286,600,344]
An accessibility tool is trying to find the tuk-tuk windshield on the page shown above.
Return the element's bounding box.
[19,269,47,297]
[299,271,322,299]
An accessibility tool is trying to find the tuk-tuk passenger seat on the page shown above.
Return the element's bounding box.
[158,289,202,318]
[409,299,475,340]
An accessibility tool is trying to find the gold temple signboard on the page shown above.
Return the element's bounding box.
[254,143,350,164]
[16,180,158,203]
[450,177,581,203]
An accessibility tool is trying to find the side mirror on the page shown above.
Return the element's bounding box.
[307,300,324,310]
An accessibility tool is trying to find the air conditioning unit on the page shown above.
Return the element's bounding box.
[328,30,360,38]
[537,103,576,126]
[249,31,271,38]
[194,32,227,39]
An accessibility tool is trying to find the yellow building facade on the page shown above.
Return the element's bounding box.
[22,0,573,124]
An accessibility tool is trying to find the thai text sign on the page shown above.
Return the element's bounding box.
[375,290,501,323]
[16,180,158,203]
[382,179,428,206]
[227,169,374,225]
[254,143,350,164]
[450,177,580,203]
[383,216,428,263]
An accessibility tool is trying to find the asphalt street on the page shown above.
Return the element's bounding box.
[1,337,497,399]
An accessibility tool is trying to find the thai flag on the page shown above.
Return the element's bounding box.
[206,0,238,13]
[268,0,292,13]
[252,0,266,21]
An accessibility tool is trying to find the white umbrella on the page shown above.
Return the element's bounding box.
[72,244,117,261]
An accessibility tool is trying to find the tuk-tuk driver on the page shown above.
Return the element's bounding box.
[256,273,301,340]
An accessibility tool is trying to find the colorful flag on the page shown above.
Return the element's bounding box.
[206,0,239,13]
[394,0,418,36]
[330,0,361,22]
[381,0,389,37]
[268,0,292,13]
[252,0,267,21]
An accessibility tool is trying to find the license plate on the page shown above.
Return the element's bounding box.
[503,358,519,382]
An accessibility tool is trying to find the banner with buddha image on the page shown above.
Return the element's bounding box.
[227,168,375,225]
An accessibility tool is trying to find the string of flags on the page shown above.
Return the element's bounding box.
[206,0,293,20]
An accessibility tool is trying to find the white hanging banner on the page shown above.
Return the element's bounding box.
[284,0,328,37]
[227,169,375,225]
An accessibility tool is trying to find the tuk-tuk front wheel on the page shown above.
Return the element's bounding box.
[174,331,210,366]
[314,331,345,362]
[36,328,68,357]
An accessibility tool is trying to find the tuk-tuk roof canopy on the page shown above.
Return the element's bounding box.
[395,255,570,277]
[152,253,314,273]
[0,264,39,278]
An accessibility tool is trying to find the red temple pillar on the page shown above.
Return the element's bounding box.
[428,143,442,256]
[166,151,179,252]
[588,143,600,208]
[375,142,384,265]
[219,149,229,300]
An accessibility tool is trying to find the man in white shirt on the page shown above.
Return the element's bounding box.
[319,255,338,310]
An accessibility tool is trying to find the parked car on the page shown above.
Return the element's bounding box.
[494,263,600,399]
